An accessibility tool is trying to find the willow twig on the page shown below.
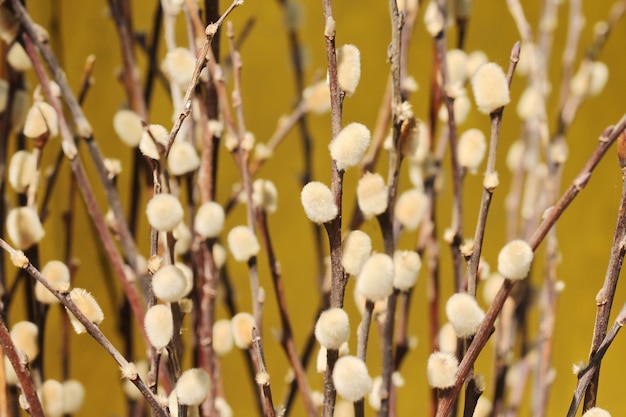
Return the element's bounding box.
[435,113,626,416]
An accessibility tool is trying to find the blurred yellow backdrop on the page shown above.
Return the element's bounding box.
[12,0,626,416]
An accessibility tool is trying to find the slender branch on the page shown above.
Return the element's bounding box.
[0,317,44,417]
[435,113,626,416]
[466,42,520,297]
[251,327,276,417]
[582,161,626,409]
[256,209,317,417]
[0,239,168,417]
[568,300,626,417]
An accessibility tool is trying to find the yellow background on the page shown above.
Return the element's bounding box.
[10,0,626,416]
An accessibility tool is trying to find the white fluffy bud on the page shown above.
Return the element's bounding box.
[497,239,533,280]
[164,48,196,86]
[194,201,225,238]
[427,351,458,388]
[167,141,200,175]
[303,81,331,114]
[6,206,45,249]
[152,265,187,302]
[356,253,394,302]
[113,109,143,147]
[301,181,337,223]
[341,230,372,276]
[445,293,485,338]
[35,260,70,304]
[332,356,372,402]
[329,123,371,171]
[145,304,174,349]
[394,189,428,230]
[23,101,58,138]
[471,63,510,114]
[582,407,611,417]
[8,150,35,193]
[227,226,260,261]
[457,128,486,173]
[213,319,234,356]
[252,179,278,213]
[231,312,255,349]
[139,124,169,160]
[10,321,39,361]
[67,288,104,334]
[335,45,361,97]
[393,250,421,291]
[146,194,184,232]
[175,368,210,406]
[357,172,388,218]
[314,308,350,349]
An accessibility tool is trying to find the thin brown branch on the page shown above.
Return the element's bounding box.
[435,113,626,416]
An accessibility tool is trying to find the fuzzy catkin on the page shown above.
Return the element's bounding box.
[213,319,234,356]
[314,308,350,349]
[335,44,361,96]
[194,201,225,238]
[392,250,422,291]
[227,226,260,261]
[329,123,371,171]
[231,312,256,349]
[35,260,71,304]
[427,351,458,388]
[394,189,427,230]
[10,321,39,361]
[144,304,174,349]
[167,141,200,176]
[582,407,611,417]
[471,62,510,114]
[341,230,372,276]
[6,206,45,249]
[139,124,169,160]
[252,179,278,213]
[457,128,487,173]
[176,368,210,406]
[356,172,388,218]
[113,109,143,147]
[302,81,331,114]
[164,47,196,86]
[41,379,64,417]
[445,293,485,338]
[301,181,337,223]
[8,150,35,193]
[62,380,85,414]
[497,239,534,280]
[152,265,187,302]
[67,288,104,334]
[356,253,394,302]
[332,356,372,402]
[23,101,58,138]
[145,194,184,232]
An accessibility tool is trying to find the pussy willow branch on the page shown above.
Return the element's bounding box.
[435,113,626,416]
[21,34,150,348]
[0,317,44,417]
[107,0,148,119]
[10,0,144,275]
[583,156,626,409]
[466,41,520,297]
[0,239,168,417]
[256,209,317,417]
[163,0,243,157]
[320,0,345,415]
[434,0,463,295]
[377,2,403,416]
[252,328,276,417]
[568,300,626,417]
